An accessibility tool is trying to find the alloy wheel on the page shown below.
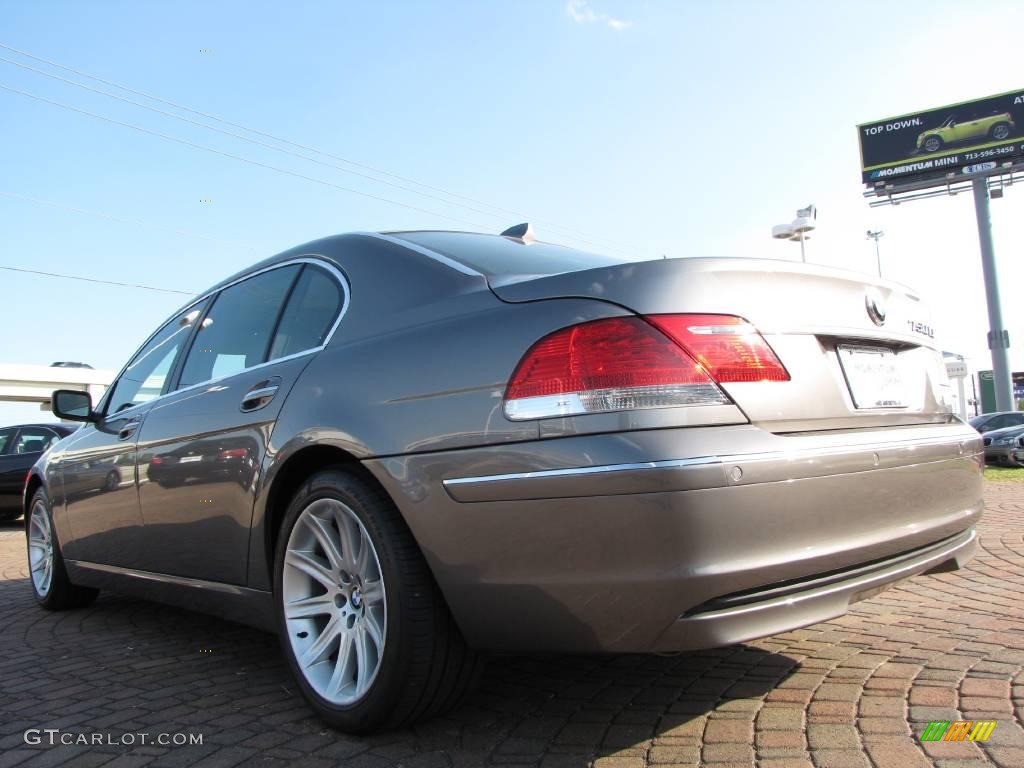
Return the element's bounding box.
[993,124,1010,140]
[28,501,54,597]
[282,498,387,705]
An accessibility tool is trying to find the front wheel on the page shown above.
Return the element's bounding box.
[274,468,480,733]
[27,488,99,610]
[990,122,1011,140]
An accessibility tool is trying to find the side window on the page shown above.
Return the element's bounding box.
[990,415,1012,431]
[0,428,14,455]
[105,302,209,415]
[178,265,300,389]
[269,265,344,360]
[13,428,59,455]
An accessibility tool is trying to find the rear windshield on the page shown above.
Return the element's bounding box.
[390,231,626,277]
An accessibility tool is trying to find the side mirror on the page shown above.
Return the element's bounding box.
[52,389,97,423]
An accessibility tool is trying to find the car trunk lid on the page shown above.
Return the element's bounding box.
[491,257,953,432]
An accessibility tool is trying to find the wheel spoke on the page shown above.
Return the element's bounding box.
[364,608,385,652]
[327,630,355,695]
[354,526,371,578]
[353,626,373,696]
[285,550,334,589]
[334,512,359,572]
[303,513,343,572]
[299,615,341,668]
[361,579,384,606]
[284,594,334,620]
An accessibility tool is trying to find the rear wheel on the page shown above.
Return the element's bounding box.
[274,468,481,732]
[923,135,943,153]
[27,488,99,610]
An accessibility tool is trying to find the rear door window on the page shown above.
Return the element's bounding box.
[268,265,344,360]
[0,428,14,455]
[12,428,60,455]
[178,265,300,389]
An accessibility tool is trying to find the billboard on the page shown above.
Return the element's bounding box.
[858,89,1024,184]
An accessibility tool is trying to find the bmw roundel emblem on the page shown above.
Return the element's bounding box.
[865,290,886,326]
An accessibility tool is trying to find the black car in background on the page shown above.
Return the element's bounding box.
[981,424,1024,466]
[969,411,1024,433]
[0,423,76,520]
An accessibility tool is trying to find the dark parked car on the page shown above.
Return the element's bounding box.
[981,424,1024,466]
[969,410,1024,433]
[145,436,258,488]
[0,423,76,520]
[25,229,983,733]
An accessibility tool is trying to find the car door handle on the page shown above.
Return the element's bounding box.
[118,420,141,441]
[240,377,281,412]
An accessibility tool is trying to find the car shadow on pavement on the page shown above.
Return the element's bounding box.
[0,568,799,766]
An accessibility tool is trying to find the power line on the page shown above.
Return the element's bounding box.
[0,190,258,248]
[0,55,522,232]
[1,265,195,295]
[0,41,641,256]
[0,81,496,230]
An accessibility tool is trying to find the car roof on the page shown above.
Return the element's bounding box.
[982,424,1024,437]
[2,423,77,432]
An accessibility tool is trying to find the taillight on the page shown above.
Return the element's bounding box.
[646,314,789,383]
[504,314,788,421]
[219,448,248,460]
[504,317,728,420]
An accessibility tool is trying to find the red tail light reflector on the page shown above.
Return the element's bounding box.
[646,314,790,383]
[504,314,788,420]
[504,317,728,420]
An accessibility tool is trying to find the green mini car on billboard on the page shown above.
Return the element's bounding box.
[917,112,1015,153]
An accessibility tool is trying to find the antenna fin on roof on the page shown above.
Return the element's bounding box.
[499,222,536,243]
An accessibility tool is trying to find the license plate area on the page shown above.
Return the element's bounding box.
[837,345,909,409]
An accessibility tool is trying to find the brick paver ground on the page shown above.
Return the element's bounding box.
[1,482,1021,768]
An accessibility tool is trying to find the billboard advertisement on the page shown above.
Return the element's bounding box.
[858,89,1024,184]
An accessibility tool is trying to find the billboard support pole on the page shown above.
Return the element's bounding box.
[972,176,1015,412]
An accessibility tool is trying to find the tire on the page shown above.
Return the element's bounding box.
[274,468,481,733]
[990,122,1011,140]
[922,135,943,153]
[26,488,99,610]
[104,470,120,492]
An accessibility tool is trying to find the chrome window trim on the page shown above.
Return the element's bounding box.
[362,232,486,278]
[100,256,350,420]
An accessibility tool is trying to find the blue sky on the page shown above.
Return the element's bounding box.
[2,0,1024,423]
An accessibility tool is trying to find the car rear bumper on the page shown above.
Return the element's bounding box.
[365,421,983,653]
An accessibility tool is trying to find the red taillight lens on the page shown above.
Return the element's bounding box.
[647,314,790,383]
[150,456,164,465]
[219,448,248,460]
[504,317,728,420]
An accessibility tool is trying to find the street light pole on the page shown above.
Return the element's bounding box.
[971,176,1014,412]
[866,230,884,277]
